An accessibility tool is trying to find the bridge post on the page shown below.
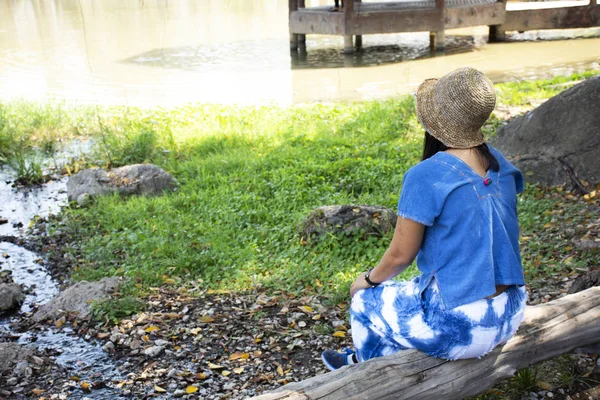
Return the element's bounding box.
[289,0,298,51]
[343,0,356,54]
[355,0,363,50]
[489,0,507,42]
[489,25,506,42]
[298,0,306,49]
[489,0,506,42]
[431,0,446,50]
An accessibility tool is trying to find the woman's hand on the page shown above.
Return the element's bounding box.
[350,272,372,297]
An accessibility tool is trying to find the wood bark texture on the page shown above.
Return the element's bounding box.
[252,286,600,400]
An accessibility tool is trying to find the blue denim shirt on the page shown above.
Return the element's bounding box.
[397,146,525,309]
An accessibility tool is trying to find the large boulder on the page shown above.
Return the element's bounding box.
[67,164,178,202]
[302,205,396,239]
[31,277,120,322]
[0,283,25,312]
[491,76,600,187]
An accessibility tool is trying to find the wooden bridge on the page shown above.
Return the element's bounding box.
[288,0,600,53]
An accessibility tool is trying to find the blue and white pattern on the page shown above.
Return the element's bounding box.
[350,276,527,362]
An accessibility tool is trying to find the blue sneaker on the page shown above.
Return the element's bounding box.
[321,347,357,371]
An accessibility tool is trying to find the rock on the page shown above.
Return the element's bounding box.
[491,76,600,187]
[568,270,600,294]
[130,338,141,350]
[0,343,33,373]
[13,361,32,378]
[0,283,25,312]
[77,193,93,207]
[0,269,14,284]
[31,277,120,322]
[174,389,186,397]
[67,164,178,202]
[301,205,396,239]
[144,345,164,357]
[574,239,600,250]
[167,368,178,378]
[0,218,8,225]
[102,341,115,353]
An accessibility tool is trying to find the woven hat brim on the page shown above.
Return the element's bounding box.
[415,78,485,149]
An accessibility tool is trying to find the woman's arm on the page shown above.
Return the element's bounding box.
[350,217,425,297]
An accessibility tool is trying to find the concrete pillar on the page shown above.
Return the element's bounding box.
[355,35,363,50]
[343,35,354,54]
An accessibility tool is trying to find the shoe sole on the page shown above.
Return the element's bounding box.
[321,352,337,371]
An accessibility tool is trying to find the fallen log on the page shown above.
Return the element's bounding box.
[253,286,600,400]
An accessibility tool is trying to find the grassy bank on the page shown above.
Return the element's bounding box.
[2,71,599,308]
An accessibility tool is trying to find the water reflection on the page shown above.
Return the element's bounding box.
[0,0,599,106]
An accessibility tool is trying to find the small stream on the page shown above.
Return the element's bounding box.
[0,142,127,399]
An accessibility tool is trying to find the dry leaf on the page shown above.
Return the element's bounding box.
[536,381,552,390]
[145,326,159,333]
[299,305,313,314]
[80,381,90,391]
[199,315,215,323]
[229,352,249,360]
[277,365,284,376]
[312,314,321,320]
[222,370,231,376]
[233,367,244,374]
[208,362,224,369]
[154,385,167,393]
[190,328,202,335]
[332,331,346,338]
[185,386,199,394]
[196,373,207,379]
[31,389,45,395]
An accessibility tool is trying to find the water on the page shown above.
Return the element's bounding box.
[0,0,599,106]
[0,141,125,399]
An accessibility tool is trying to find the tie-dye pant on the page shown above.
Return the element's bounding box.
[350,276,527,361]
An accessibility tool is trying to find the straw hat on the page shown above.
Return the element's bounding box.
[415,67,496,149]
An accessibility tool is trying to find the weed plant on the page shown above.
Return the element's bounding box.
[7,152,44,185]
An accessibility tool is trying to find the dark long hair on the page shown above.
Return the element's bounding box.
[422,131,499,172]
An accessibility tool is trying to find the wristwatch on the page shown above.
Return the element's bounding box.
[364,269,381,288]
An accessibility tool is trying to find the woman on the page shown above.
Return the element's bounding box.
[322,67,527,370]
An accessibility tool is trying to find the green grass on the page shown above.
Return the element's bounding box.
[495,70,600,106]
[52,97,425,301]
[4,70,598,305]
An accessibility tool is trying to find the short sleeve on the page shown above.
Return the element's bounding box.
[489,145,524,194]
[397,164,446,227]
[514,169,524,194]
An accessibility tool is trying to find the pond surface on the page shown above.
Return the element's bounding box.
[0,0,599,106]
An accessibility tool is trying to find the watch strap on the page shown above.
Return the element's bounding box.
[365,269,381,288]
